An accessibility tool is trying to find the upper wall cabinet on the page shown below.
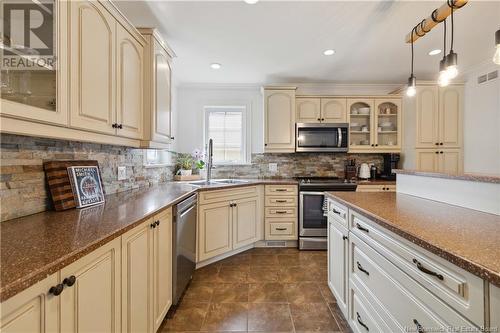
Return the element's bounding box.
[296,98,347,123]
[347,98,402,153]
[416,85,463,149]
[1,0,148,147]
[69,0,117,135]
[0,0,69,125]
[138,28,176,148]
[263,87,297,153]
[116,22,144,140]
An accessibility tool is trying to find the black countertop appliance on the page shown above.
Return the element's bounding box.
[381,153,400,180]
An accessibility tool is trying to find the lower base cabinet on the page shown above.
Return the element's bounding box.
[327,218,349,318]
[198,194,261,262]
[0,273,59,332]
[416,148,463,173]
[0,208,172,333]
[122,207,172,333]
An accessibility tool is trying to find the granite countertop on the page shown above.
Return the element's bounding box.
[394,169,500,184]
[0,179,297,302]
[325,192,500,287]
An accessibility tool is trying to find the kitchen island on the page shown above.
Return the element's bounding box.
[325,190,500,332]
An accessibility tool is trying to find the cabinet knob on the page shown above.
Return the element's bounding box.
[439,151,443,154]
[112,123,117,128]
[342,235,348,240]
[375,144,378,147]
[63,275,76,287]
[317,118,321,121]
[150,223,156,229]
[155,220,160,226]
[49,284,64,296]
[439,142,443,145]
[118,124,123,129]
[435,143,439,146]
[264,143,268,147]
[371,144,374,147]
[171,136,175,140]
[435,151,439,154]
[321,118,325,121]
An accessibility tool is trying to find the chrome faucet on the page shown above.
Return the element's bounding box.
[207,138,213,182]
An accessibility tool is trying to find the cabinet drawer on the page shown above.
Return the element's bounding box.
[268,222,295,236]
[265,185,297,196]
[265,207,296,218]
[349,283,392,333]
[356,184,395,192]
[327,199,348,228]
[199,186,258,205]
[350,233,477,330]
[265,196,297,207]
[350,211,484,325]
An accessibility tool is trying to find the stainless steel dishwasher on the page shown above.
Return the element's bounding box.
[172,193,197,306]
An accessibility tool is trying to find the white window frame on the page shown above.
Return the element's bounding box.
[203,105,251,165]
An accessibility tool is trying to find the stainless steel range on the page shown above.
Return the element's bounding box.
[297,177,357,250]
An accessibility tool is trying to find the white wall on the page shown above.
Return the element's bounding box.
[463,62,500,174]
[174,83,400,155]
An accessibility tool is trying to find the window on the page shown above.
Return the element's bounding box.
[204,106,248,164]
[143,149,174,167]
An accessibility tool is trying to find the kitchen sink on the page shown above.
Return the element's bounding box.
[187,180,221,186]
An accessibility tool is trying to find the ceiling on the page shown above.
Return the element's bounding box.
[115,1,500,85]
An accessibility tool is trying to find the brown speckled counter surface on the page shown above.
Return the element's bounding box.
[357,179,396,186]
[326,192,500,287]
[394,169,500,184]
[0,179,297,302]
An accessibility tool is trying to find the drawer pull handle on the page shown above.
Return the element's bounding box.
[412,259,444,280]
[275,227,288,231]
[332,208,345,218]
[342,235,348,241]
[357,261,370,276]
[275,189,287,192]
[49,284,64,296]
[63,275,76,287]
[413,319,424,333]
[356,312,369,331]
[356,223,369,233]
[275,200,288,203]
[275,210,288,214]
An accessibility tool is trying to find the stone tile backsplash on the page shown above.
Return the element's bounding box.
[212,153,384,179]
[0,134,175,222]
[0,134,384,222]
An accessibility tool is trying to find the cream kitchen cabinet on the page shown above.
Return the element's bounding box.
[69,0,145,139]
[416,148,463,173]
[348,98,402,153]
[121,207,172,333]
[139,28,176,148]
[264,185,298,241]
[296,98,321,123]
[116,22,144,140]
[296,98,347,123]
[0,0,69,126]
[416,85,463,149]
[327,216,349,318]
[60,238,121,333]
[263,87,297,152]
[490,284,500,331]
[321,98,347,123]
[198,188,262,262]
[0,273,59,333]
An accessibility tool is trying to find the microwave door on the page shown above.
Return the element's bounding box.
[296,125,347,152]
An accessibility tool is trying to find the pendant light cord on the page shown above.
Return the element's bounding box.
[448,0,455,52]
[443,19,447,56]
[411,27,415,75]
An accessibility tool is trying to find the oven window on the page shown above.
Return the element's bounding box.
[297,128,339,148]
[302,194,327,229]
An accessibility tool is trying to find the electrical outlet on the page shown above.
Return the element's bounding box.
[117,166,127,180]
[268,163,278,172]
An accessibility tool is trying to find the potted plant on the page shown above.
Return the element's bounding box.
[176,154,194,176]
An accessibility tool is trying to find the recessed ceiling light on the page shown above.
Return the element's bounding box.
[244,0,259,4]
[428,49,442,56]
[210,63,221,69]
[323,49,335,56]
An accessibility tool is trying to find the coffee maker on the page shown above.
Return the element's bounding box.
[380,153,400,180]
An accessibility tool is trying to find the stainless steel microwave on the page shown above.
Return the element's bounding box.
[296,123,349,152]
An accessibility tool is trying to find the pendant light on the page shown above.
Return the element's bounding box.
[493,29,500,65]
[406,27,417,97]
[438,19,450,87]
[445,0,458,79]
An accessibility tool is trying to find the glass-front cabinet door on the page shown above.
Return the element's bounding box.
[0,0,68,125]
[347,99,375,151]
[374,99,401,150]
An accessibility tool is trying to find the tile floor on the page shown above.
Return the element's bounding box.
[160,247,351,333]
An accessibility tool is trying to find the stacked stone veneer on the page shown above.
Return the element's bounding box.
[0,134,175,221]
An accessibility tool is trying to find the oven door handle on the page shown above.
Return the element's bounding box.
[338,128,342,148]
